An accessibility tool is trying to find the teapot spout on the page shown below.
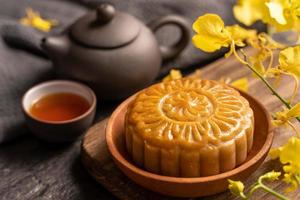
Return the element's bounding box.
[41,35,69,58]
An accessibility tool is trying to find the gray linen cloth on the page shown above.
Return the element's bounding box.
[0,0,259,143]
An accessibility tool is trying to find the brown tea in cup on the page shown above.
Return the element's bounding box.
[30,92,90,122]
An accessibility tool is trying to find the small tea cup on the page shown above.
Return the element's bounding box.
[22,80,96,142]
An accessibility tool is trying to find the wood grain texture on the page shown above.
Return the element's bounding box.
[81,52,300,200]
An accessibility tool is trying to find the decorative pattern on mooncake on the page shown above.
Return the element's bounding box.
[125,78,254,177]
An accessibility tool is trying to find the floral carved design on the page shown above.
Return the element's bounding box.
[126,78,253,148]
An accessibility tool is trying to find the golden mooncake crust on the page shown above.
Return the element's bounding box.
[125,78,254,177]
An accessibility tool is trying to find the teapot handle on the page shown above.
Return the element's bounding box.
[149,15,190,62]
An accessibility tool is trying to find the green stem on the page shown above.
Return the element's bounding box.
[238,50,300,123]
[243,180,289,200]
[245,58,290,108]
[252,177,290,200]
[239,192,247,199]
[259,183,289,200]
[247,184,261,199]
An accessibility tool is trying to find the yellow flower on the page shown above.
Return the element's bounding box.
[248,33,285,77]
[228,179,245,197]
[192,14,257,56]
[249,51,268,76]
[264,0,300,32]
[257,33,285,50]
[192,14,231,52]
[270,137,300,192]
[278,46,300,77]
[283,172,300,192]
[273,102,300,126]
[269,148,281,160]
[226,25,257,47]
[261,46,299,102]
[163,69,182,82]
[224,25,256,58]
[260,171,281,181]
[233,0,300,32]
[278,137,300,164]
[266,46,300,102]
[20,8,58,32]
[233,0,267,26]
[230,77,249,92]
[266,1,287,25]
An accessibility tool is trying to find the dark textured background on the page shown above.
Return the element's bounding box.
[0,0,264,199]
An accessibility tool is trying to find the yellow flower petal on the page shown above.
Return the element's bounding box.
[234,0,300,32]
[192,14,230,52]
[269,147,281,159]
[283,173,299,192]
[272,137,300,192]
[192,14,258,55]
[19,7,57,32]
[279,46,300,77]
[263,0,299,31]
[247,34,285,78]
[273,102,300,126]
[279,137,300,164]
[163,69,182,82]
[260,171,281,181]
[257,33,285,50]
[285,102,300,118]
[226,25,257,47]
[230,78,249,92]
[233,0,267,26]
[249,51,268,76]
[266,2,287,25]
[228,179,245,196]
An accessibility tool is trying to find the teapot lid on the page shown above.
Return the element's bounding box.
[70,4,141,48]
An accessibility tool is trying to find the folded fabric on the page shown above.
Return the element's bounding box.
[0,0,86,143]
[0,0,264,143]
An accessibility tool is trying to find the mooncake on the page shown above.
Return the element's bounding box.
[125,78,254,177]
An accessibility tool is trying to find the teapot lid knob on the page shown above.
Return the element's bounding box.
[96,3,115,23]
[70,3,140,48]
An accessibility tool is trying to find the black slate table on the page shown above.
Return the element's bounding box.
[0,101,119,200]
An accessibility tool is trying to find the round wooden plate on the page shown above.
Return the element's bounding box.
[82,91,273,198]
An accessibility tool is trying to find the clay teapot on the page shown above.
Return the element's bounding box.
[41,3,190,99]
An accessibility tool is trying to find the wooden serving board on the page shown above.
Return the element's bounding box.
[81,52,300,200]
